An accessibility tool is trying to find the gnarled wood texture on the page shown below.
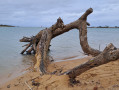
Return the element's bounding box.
[20,8,119,81]
[20,8,102,74]
[63,43,119,79]
[20,8,100,56]
[34,18,64,73]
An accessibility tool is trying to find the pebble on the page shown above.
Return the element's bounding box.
[7,84,10,88]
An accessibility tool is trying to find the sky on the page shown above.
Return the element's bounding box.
[0,0,119,27]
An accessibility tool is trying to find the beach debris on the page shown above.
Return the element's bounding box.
[70,78,80,85]
[51,68,63,75]
[14,84,19,86]
[112,84,119,88]
[25,81,32,90]
[7,84,10,88]
[96,81,100,85]
[93,86,98,90]
[51,70,57,74]
[32,80,40,86]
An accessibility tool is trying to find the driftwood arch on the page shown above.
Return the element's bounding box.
[20,8,119,80]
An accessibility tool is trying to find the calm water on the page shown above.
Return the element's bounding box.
[0,27,119,83]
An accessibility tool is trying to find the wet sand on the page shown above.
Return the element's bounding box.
[0,56,119,90]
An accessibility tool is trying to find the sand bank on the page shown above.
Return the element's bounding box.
[0,56,119,90]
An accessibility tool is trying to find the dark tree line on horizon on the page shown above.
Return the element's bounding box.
[0,24,15,27]
[88,25,119,28]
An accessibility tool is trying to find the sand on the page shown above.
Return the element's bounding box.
[0,56,119,90]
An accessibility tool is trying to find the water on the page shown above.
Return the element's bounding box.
[51,28,119,61]
[0,27,119,83]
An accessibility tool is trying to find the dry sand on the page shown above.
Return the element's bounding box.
[0,56,119,90]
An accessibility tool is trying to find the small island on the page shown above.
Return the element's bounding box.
[0,24,15,27]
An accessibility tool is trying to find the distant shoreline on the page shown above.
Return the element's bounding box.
[0,25,119,28]
[88,27,119,28]
[0,25,15,27]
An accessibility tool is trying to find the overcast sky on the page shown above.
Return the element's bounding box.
[0,0,119,27]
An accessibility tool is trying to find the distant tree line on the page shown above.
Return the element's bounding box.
[0,24,15,27]
[88,25,119,28]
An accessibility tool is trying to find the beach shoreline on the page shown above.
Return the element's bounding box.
[0,56,119,90]
[0,66,33,86]
[0,55,85,85]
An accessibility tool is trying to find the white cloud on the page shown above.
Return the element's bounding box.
[0,0,119,27]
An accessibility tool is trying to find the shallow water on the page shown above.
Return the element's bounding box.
[0,27,119,83]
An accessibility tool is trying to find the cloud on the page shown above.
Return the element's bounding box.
[0,0,119,27]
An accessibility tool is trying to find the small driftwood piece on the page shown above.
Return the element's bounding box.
[25,81,32,90]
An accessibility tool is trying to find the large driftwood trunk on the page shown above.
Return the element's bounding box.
[34,18,64,73]
[20,8,99,73]
[20,8,101,73]
[20,8,100,56]
[20,8,119,78]
[35,29,52,73]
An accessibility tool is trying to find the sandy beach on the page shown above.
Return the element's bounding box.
[0,56,119,90]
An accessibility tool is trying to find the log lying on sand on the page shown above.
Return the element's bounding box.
[63,43,119,79]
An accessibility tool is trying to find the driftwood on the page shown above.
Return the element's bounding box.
[35,18,64,73]
[20,8,95,55]
[20,8,99,73]
[63,43,119,79]
[79,19,101,56]
[20,8,119,81]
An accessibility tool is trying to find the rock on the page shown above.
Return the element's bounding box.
[7,84,10,88]
[112,84,119,88]
[93,86,98,90]
[32,80,40,86]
